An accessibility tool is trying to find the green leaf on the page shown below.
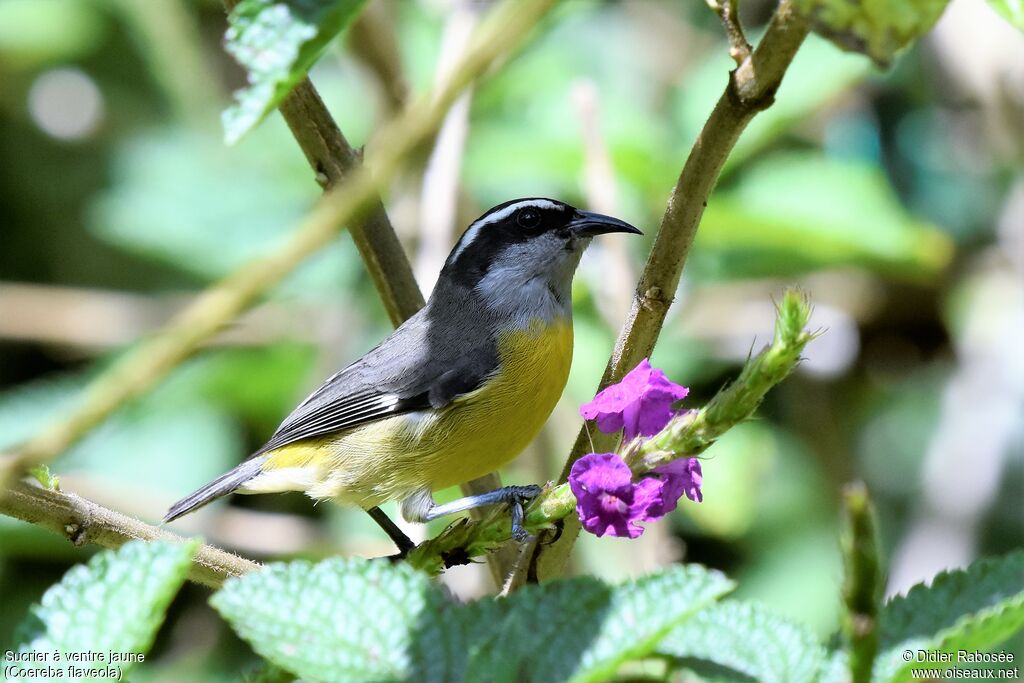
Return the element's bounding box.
[0,0,107,69]
[241,663,297,683]
[211,558,450,682]
[792,0,951,67]
[692,152,953,282]
[11,540,197,681]
[873,551,1024,682]
[658,601,828,683]
[987,0,1024,30]
[213,559,732,683]
[464,565,734,683]
[819,651,852,683]
[88,127,365,296]
[222,0,369,144]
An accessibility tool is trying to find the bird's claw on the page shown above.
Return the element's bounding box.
[508,485,542,542]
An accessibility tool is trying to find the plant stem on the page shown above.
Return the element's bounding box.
[708,0,752,65]
[842,481,883,683]
[627,291,815,472]
[0,481,258,589]
[507,0,810,587]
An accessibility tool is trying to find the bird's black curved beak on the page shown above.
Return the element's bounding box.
[569,210,643,237]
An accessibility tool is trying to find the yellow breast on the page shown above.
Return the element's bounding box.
[431,317,574,486]
[262,318,573,509]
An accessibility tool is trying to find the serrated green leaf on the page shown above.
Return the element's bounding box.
[10,540,197,681]
[211,558,453,682]
[792,0,951,66]
[987,0,1024,30]
[657,601,828,683]
[222,0,369,144]
[213,559,732,683]
[873,551,1024,682]
[466,565,734,683]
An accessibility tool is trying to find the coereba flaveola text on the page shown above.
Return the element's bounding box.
[163,198,641,554]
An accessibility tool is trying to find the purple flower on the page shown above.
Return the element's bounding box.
[580,358,689,441]
[569,453,658,538]
[645,458,703,516]
[569,453,703,539]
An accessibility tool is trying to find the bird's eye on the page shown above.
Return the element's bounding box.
[517,208,541,228]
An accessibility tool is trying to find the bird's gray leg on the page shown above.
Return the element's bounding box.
[401,485,542,542]
[366,506,415,557]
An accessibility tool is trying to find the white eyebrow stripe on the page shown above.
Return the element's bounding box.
[449,199,561,261]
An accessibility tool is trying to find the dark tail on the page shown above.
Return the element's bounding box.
[162,457,265,523]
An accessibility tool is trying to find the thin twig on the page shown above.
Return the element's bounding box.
[0,0,559,486]
[0,481,259,589]
[276,78,426,326]
[505,0,810,588]
[708,0,752,65]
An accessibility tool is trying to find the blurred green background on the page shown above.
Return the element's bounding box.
[1,0,1022,678]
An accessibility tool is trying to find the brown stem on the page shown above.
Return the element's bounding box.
[277,78,426,325]
[0,481,259,589]
[710,0,752,65]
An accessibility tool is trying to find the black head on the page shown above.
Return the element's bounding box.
[439,198,641,289]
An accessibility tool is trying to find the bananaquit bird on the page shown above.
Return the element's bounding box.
[164,198,640,554]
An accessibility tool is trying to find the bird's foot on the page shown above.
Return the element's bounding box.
[506,484,542,542]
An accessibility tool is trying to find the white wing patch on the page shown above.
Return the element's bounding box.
[450,199,561,262]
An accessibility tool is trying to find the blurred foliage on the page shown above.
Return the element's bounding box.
[693,152,952,281]
[0,0,1022,679]
[793,0,950,66]
[986,0,1024,30]
[0,0,107,68]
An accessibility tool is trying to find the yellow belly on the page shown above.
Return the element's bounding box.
[256,318,572,509]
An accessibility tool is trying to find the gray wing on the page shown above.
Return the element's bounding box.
[253,305,497,456]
